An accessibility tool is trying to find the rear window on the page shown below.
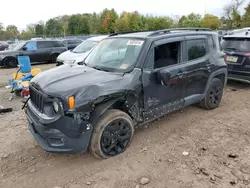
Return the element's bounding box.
[187,39,207,60]
[68,40,81,44]
[221,38,250,52]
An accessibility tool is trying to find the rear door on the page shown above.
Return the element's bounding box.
[182,36,212,99]
[37,41,53,61]
[221,37,250,75]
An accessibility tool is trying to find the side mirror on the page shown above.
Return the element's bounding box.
[22,47,27,51]
[156,69,171,86]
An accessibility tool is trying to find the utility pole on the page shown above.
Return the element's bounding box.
[204,3,207,16]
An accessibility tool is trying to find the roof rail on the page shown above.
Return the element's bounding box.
[148,28,212,36]
[109,30,153,37]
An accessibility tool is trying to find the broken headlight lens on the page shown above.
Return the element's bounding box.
[53,101,59,113]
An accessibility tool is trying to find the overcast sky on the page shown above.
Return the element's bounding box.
[0,0,249,30]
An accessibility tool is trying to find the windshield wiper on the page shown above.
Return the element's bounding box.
[91,66,110,72]
[78,60,87,66]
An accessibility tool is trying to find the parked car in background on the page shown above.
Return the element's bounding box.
[221,28,250,83]
[61,39,83,50]
[0,40,67,68]
[0,41,9,51]
[26,28,227,159]
[56,35,108,66]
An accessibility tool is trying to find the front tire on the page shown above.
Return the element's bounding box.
[89,109,134,159]
[3,57,18,68]
[200,78,224,110]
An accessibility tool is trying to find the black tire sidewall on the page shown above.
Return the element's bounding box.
[3,58,17,68]
[203,78,224,110]
[89,109,134,159]
[51,54,59,63]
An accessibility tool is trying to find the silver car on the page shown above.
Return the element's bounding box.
[56,35,108,66]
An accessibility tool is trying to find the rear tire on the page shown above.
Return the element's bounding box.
[200,78,224,110]
[50,53,59,63]
[89,109,134,159]
[3,57,18,68]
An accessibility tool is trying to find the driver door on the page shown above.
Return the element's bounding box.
[20,41,39,62]
[142,37,187,121]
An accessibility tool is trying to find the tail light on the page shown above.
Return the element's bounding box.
[245,53,250,57]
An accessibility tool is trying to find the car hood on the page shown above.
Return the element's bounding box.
[0,49,18,55]
[30,65,141,109]
[57,50,88,62]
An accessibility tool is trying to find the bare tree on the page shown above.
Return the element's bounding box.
[223,0,245,28]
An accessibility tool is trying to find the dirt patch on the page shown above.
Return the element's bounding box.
[0,65,250,188]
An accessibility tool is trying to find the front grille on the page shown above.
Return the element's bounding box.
[29,85,45,113]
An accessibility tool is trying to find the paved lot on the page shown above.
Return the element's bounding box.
[0,64,250,188]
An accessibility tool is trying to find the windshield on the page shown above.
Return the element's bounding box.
[221,38,250,52]
[13,42,25,51]
[85,38,144,72]
[72,40,98,53]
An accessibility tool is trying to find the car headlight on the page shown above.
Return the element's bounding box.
[53,101,59,113]
[64,60,75,65]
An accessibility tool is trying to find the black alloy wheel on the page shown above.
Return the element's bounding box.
[200,78,224,110]
[89,109,134,159]
[101,119,132,156]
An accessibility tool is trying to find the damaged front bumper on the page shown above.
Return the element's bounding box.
[26,100,93,153]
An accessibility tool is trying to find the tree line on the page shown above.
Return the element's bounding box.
[0,0,250,40]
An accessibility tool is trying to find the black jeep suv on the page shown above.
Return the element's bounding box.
[0,40,67,68]
[26,28,227,159]
[221,29,250,83]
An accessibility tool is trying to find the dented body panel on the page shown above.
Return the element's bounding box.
[27,29,227,154]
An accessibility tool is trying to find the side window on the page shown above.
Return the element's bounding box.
[24,41,37,51]
[207,35,215,50]
[62,40,68,45]
[187,39,207,61]
[52,41,64,47]
[68,40,78,44]
[37,41,53,49]
[145,41,181,69]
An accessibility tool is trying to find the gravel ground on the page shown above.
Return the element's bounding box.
[0,64,250,188]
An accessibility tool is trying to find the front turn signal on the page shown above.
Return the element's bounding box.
[68,96,75,109]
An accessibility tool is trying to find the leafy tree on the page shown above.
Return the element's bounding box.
[201,14,221,29]
[68,14,90,35]
[242,3,250,27]
[35,24,45,36]
[89,12,101,34]
[55,15,70,36]
[114,11,144,32]
[144,16,174,30]
[98,9,118,33]
[19,30,35,40]
[6,25,19,37]
[114,12,130,32]
[26,24,36,35]
[0,22,3,31]
[45,18,63,36]
[180,13,202,27]
[178,16,187,27]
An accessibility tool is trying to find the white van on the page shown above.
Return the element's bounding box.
[56,35,108,66]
